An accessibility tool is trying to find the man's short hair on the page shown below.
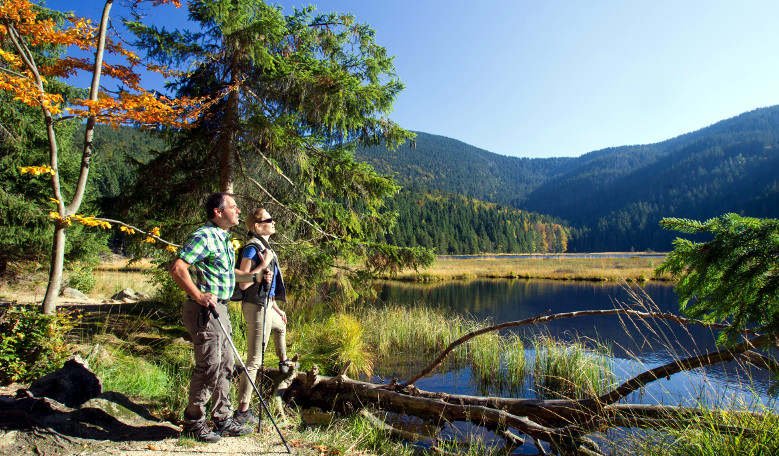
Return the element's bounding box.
[205,192,231,220]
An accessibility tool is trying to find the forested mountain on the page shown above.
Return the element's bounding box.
[81,126,571,255]
[356,133,575,206]
[357,106,779,252]
[82,125,166,217]
[382,186,570,254]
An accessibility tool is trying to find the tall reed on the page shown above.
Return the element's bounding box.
[358,303,478,361]
[615,402,779,455]
[531,336,616,399]
[468,332,528,396]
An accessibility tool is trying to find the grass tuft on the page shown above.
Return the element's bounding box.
[468,332,528,396]
[531,336,616,399]
[296,313,374,377]
[359,304,477,361]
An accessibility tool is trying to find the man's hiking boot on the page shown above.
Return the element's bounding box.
[182,421,221,443]
[214,417,254,437]
[233,408,259,426]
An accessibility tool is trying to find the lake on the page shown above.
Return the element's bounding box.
[367,278,775,409]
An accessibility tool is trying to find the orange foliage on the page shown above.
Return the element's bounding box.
[0,0,206,127]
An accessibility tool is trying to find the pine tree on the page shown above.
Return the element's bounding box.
[124,0,433,298]
[657,213,779,344]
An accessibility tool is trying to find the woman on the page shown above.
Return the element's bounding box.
[233,208,293,425]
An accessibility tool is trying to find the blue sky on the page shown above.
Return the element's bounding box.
[43,0,779,158]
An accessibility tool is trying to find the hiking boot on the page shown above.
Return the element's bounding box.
[213,417,254,437]
[182,421,221,443]
[233,408,259,426]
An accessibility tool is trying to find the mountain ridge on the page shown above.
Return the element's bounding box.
[357,105,779,251]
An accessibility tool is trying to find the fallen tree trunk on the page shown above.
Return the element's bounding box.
[277,309,776,455]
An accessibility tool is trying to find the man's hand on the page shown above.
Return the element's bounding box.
[196,292,218,308]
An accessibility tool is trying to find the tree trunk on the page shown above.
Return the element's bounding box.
[281,367,767,455]
[217,54,240,194]
[41,223,67,314]
[38,1,111,313]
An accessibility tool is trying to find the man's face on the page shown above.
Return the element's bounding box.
[215,195,240,229]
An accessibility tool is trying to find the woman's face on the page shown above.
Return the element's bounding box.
[254,210,276,236]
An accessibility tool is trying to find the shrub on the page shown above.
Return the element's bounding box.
[66,262,96,293]
[0,305,78,383]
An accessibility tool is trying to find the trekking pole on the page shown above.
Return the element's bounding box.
[258,274,270,431]
[208,306,291,454]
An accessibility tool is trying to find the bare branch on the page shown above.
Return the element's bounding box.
[739,350,779,373]
[597,334,770,405]
[234,150,337,241]
[399,308,738,388]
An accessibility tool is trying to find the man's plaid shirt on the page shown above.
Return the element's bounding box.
[178,221,235,301]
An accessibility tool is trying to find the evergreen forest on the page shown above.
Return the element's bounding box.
[357,106,779,252]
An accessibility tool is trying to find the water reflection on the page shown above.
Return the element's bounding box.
[367,279,776,408]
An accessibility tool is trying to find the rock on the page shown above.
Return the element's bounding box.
[72,393,179,440]
[60,287,88,299]
[77,396,158,428]
[111,288,137,301]
[17,355,102,408]
[0,430,18,447]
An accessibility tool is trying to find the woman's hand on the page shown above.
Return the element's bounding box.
[276,308,287,324]
[262,268,273,284]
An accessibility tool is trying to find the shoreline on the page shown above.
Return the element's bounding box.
[387,253,672,283]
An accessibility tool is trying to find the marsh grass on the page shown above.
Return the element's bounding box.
[359,304,478,361]
[90,258,158,299]
[391,254,671,283]
[356,303,620,398]
[435,434,501,456]
[294,313,374,377]
[531,336,616,400]
[468,332,528,396]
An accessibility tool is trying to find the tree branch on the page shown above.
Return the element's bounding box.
[399,308,736,388]
[597,334,770,405]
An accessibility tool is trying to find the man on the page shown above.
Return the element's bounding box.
[168,192,253,443]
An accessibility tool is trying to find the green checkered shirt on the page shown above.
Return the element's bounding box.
[178,221,235,301]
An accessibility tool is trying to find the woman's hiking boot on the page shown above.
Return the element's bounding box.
[233,408,259,425]
[213,417,254,436]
